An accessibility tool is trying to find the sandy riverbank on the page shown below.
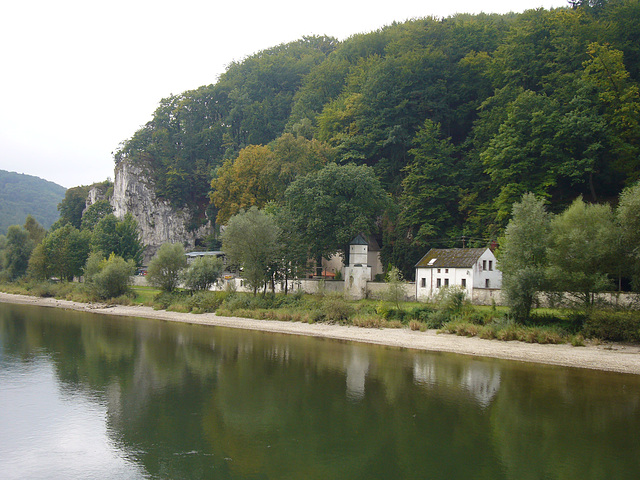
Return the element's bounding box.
[2,291,639,375]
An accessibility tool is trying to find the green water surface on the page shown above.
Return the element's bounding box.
[1,302,639,479]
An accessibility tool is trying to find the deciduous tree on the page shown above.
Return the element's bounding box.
[147,243,187,292]
[221,207,280,295]
[284,163,389,261]
[497,193,551,320]
[182,255,224,291]
[547,197,617,308]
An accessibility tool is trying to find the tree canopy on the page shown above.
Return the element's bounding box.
[110,1,640,272]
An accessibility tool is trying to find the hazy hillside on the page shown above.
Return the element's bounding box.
[0,170,66,234]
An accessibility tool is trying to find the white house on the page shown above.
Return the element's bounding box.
[415,247,502,301]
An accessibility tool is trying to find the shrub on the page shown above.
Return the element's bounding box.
[583,310,640,342]
[409,320,428,332]
[352,314,384,328]
[182,256,223,291]
[87,254,136,300]
[147,243,187,292]
[321,294,355,323]
[425,309,450,329]
[407,305,435,322]
[187,291,227,313]
[434,286,469,315]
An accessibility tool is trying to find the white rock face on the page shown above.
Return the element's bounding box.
[111,160,211,263]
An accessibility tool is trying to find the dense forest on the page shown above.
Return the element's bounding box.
[0,170,65,234]
[114,0,640,277]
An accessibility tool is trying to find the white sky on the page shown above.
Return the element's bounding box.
[0,0,567,188]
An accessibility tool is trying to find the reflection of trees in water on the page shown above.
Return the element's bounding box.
[3,303,640,480]
[490,365,640,480]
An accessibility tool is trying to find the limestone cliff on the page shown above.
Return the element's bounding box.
[111,160,212,263]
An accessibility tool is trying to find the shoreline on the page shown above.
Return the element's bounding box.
[1,291,639,375]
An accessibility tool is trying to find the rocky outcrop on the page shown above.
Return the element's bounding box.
[84,183,110,212]
[111,160,212,263]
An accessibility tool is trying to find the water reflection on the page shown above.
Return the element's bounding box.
[1,302,640,480]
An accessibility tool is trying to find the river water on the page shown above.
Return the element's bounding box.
[1,302,639,479]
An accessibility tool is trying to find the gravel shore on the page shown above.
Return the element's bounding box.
[2,291,639,375]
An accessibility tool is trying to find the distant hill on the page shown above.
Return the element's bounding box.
[0,170,66,234]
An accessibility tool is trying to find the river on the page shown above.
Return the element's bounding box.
[1,302,639,479]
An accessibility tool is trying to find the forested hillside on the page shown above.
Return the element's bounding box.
[114,1,640,276]
[0,170,66,234]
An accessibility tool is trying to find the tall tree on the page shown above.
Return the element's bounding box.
[146,243,187,292]
[497,193,551,320]
[34,225,91,281]
[4,225,34,280]
[23,215,46,245]
[547,197,618,308]
[221,207,280,295]
[91,213,144,266]
[284,163,389,261]
[57,186,91,229]
[616,181,640,291]
[210,134,333,224]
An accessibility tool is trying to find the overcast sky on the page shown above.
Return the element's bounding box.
[0,0,567,188]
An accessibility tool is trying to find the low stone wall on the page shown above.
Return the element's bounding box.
[131,274,639,309]
[471,288,503,306]
[364,282,416,301]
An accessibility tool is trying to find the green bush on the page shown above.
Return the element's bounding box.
[321,294,354,323]
[153,291,189,310]
[187,291,227,313]
[88,254,136,300]
[583,310,640,342]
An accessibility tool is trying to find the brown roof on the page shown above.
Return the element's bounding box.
[415,248,488,268]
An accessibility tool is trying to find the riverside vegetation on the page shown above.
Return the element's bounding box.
[2,278,639,347]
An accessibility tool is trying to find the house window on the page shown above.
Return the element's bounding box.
[420,278,426,288]
[485,279,490,288]
[444,278,449,287]
[461,279,466,288]
[489,260,493,271]
[482,260,487,270]
[436,278,441,288]
[437,268,441,273]
[445,268,449,273]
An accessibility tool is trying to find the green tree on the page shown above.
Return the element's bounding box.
[23,215,46,245]
[4,225,34,280]
[182,255,224,291]
[91,214,144,266]
[81,199,114,230]
[85,253,136,299]
[221,207,280,295]
[284,163,389,261]
[210,134,333,224]
[57,186,91,229]
[383,266,405,310]
[497,193,551,320]
[616,181,640,291]
[547,197,618,308]
[270,204,312,291]
[34,224,91,281]
[147,243,187,292]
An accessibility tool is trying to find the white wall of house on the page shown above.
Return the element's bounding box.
[415,248,502,302]
[415,267,473,301]
[473,249,502,290]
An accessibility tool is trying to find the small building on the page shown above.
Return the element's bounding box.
[185,251,225,263]
[344,234,373,299]
[415,247,502,301]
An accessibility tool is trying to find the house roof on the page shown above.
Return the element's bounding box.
[415,248,488,268]
[350,234,368,245]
